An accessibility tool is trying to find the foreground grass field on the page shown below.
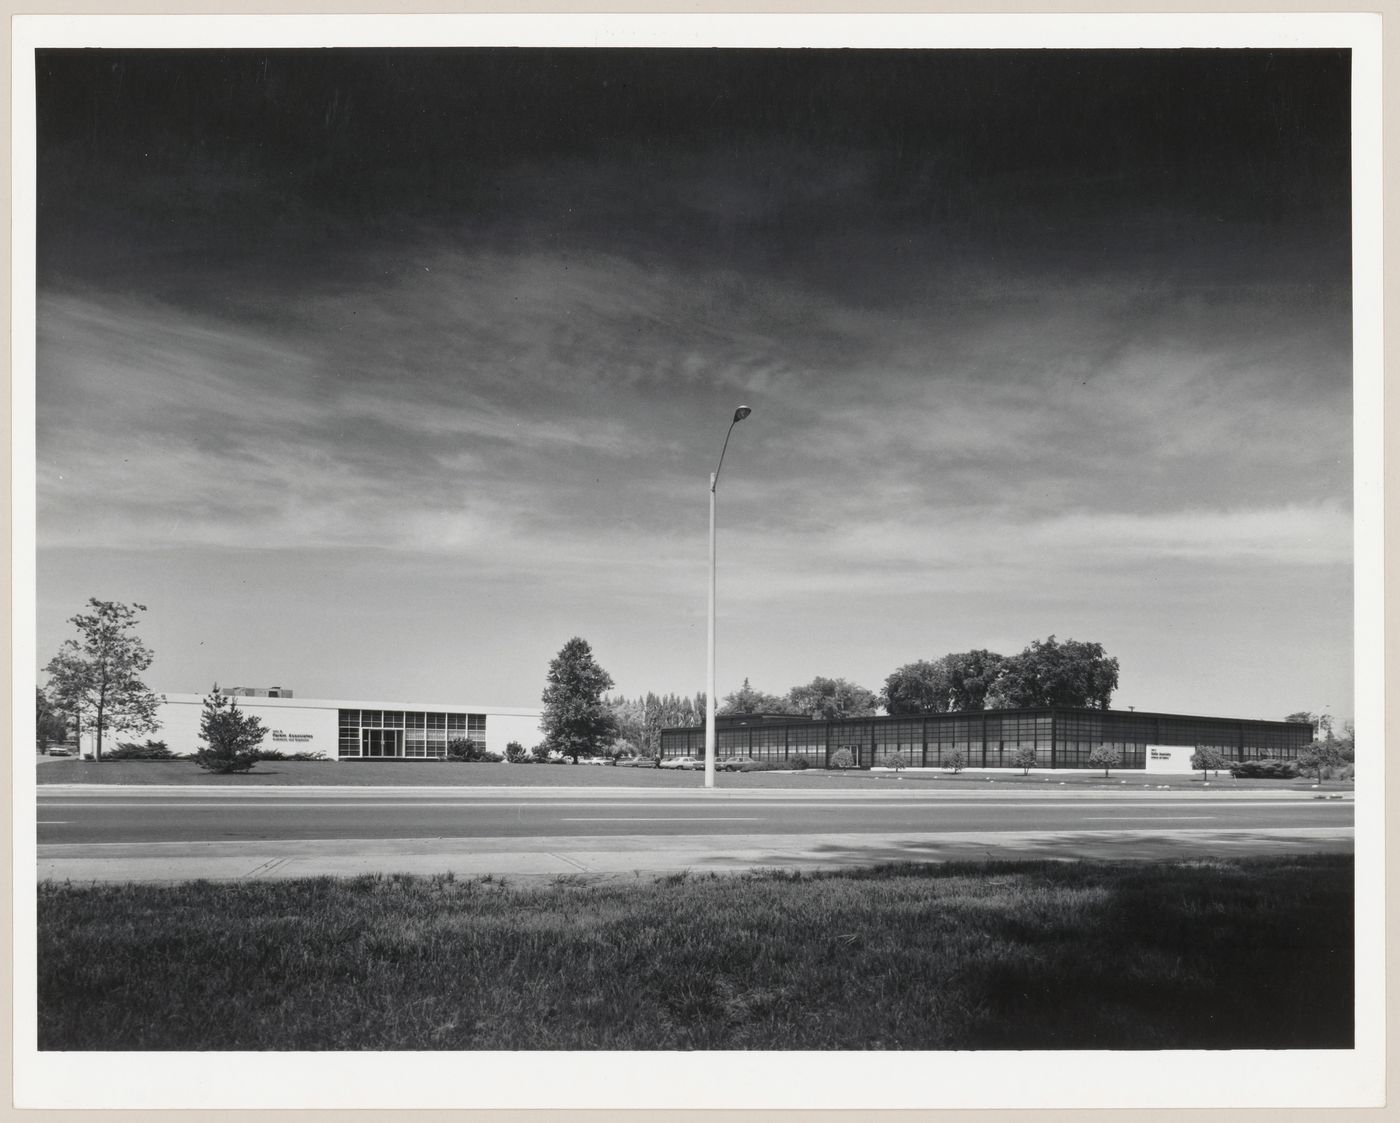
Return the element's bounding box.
[39,855,1351,1051]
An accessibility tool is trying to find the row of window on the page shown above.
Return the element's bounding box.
[661,712,1309,768]
[338,710,486,758]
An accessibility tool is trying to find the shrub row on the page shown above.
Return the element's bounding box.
[1228,758,1300,780]
[106,740,177,761]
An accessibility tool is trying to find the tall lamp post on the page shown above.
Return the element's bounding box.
[706,405,752,790]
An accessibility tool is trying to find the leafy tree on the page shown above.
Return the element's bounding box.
[828,747,856,770]
[44,599,163,760]
[942,749,967,774]
[984,636,1119,710]
[882,660,946,714]
[193,692,265,773]
[1191,746,1227,784]
[1012,745,1037,776]
[882,650,1006,714]
[541,637,618,764]
[1337,720,1355,762]
[784,676,879,721]
[1298,739,1345,784]
[718,678,787,716]
[35,687,69,753]
[1087,745,1120,777]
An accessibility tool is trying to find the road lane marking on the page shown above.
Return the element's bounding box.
[37,821,69,824]
[1084,816,1217,821]
[36,799,1344,809]
[558,817,763,822]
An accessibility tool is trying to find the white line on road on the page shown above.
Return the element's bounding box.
[558,817,763,822]
[37,821,69,825]
[1084,816,1217,821]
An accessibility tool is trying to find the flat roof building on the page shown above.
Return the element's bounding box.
[89,692,544,762]
[660,707,1313,771]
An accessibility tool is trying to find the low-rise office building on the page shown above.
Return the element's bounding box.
[119,691,544,761]
[659,707,1313,771]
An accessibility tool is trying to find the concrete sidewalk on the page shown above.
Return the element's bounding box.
[37,825,1353,883]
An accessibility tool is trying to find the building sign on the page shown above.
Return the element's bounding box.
[270,730,315,743]
[1144,744,1193,773]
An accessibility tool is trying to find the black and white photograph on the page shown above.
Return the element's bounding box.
[15,11,1383,1113]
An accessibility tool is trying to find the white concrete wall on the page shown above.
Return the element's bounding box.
[482,711,546,756]
[153,694,340,757]
[1144,743,1195,773]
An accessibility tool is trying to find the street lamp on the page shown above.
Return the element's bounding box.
[706,405,752,790]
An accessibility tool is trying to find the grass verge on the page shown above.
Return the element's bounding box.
[38,854,1352,1051]
[35,757,1349,792]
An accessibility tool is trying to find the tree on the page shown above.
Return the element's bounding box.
[882,650,1006,714]
[1298,739,1345,785]
[943,749,967,774]
[35,687,69,753]
[984,636,1119,710]
[43,599,163,760]
[882,660,947,714]
[718,678,787,716]
[1012,745,1037,776]
[1087,745,1120,777]
[784,676,879,721]
[540,637,618,764]
[193,692,265,773]
[1191,746,1227,784]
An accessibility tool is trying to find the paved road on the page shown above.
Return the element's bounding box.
[38,785,1351,842]
[35,785,1353,882]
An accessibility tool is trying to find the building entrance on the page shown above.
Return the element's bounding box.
[361,729,404,757]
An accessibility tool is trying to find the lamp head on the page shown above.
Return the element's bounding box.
[733,405,752,423]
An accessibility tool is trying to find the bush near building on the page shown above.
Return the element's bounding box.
[446,738,493,762]
[106,740,177,761]
[1229,759,1300,780]
[1087,746,1120,777]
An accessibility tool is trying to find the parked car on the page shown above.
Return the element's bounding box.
[660,756,704,770]
[45,745,74,757]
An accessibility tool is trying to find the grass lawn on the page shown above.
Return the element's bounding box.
[38,854,1352,1051]
[33,757,1349,793]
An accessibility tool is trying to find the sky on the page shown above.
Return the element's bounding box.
[31,44,1356,720]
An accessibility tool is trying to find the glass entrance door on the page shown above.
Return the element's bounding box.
[361,729,404,757]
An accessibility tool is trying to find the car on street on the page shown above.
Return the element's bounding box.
[660,756,704,770]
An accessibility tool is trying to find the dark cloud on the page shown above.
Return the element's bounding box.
[37,47,1351,306]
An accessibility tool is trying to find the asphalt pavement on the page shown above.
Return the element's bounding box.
[35,784,1353,883]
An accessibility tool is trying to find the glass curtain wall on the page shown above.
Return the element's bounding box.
[659,709,1309,767]
[338,709,486,759]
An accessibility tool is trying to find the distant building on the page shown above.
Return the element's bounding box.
[661,707,1313,771]
[136,692,543,761]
